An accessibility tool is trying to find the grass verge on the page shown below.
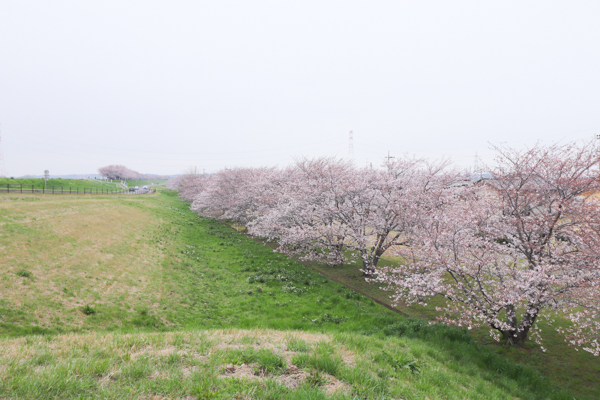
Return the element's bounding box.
[0,328,577,399]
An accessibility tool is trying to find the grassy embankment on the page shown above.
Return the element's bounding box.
[305,248,600,397]
[0,189,588,399]
[0,178,122,190]
[85,179,123,188]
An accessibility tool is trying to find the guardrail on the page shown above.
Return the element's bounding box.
[0,184,156,195]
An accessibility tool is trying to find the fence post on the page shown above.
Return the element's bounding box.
[32,185,34,193]
[7,184,9,193]
[21,185,22,193]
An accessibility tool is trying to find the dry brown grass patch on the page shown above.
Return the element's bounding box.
[0,193,167,332]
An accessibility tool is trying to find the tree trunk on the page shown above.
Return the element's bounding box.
[332,243,344,267]
[372,248,384,268]
[361,243,387,275]
[499,329,529,345]
[362,256,376,276]
[496,304,539,346]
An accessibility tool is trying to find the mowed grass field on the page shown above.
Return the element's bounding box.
[0,193,165,335]
[0,190,592,399]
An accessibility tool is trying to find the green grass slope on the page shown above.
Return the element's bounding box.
[0,328,572,400]
[125,179,168,186]
[0,190,588,399]
[306,249,600,398]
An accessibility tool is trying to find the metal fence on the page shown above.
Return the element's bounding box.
[0,184,156,195]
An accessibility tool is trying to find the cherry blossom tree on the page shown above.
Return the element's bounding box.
[179,175,209,202]
[165,175,185,190]
[249,157,453,273]
[190,167,280,224]
[247,158,354,265]
[374,141,600,353]
[339,158,452,274]
[165,173,209,201]
[98,165,141,180]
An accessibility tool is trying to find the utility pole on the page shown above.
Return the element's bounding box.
[386,151,395,162]
[349,130,354,158]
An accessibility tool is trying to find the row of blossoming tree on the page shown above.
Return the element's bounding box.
[167,141,600,355]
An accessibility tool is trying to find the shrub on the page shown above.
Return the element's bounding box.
[256,349,286,373]
[378,350,421,374]
[381,319,473,344]
[306,369,327,387]
[224,347,259,365]
[342,366,389,397]
[291,351,342,376]
[81,305,96,315]
[286,337,310,352]
[224,348,285,374]
[311,314,347,325]
[16,270,32,278]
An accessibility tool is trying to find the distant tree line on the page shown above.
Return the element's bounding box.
[98,165,170,181]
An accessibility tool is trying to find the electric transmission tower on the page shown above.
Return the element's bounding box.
[0,125,7,178]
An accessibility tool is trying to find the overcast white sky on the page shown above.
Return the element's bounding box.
[1,1,599,176]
